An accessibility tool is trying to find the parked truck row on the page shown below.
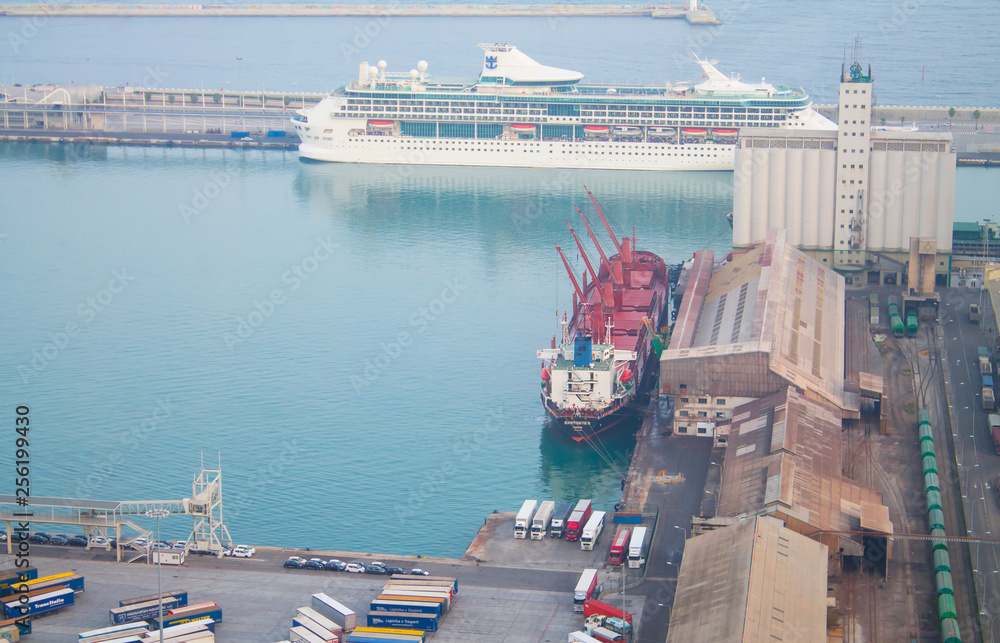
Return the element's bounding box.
[567,598,634,642]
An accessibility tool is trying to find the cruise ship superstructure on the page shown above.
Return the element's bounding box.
[294,44,836,171]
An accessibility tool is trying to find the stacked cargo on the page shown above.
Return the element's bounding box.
[1,571,81,621]
[79,619,215,642]
[362,575,459,635]
[149,601,222,631]
[110,590,189,625]
[287,603,344,643]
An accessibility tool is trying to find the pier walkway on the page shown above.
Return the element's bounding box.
[0,3,722,22]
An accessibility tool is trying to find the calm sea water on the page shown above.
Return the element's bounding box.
[1,0,998,556]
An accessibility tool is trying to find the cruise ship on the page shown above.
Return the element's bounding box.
[293,43,836,171]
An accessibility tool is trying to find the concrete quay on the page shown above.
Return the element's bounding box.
[0,3,721,22]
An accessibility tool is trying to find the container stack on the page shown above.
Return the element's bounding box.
[354,575,459,638]
[286,603,344,643]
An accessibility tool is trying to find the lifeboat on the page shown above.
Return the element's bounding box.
[682,128,707,134]
[649,127,676,137]
[510,123,536,131]
[368,120,394,127]
[584,125,609,132]
[712,128,738,135]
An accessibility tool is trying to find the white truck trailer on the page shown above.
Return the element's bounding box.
[530,500,555,540]
[514,499,538,539]
[580,511,606,551]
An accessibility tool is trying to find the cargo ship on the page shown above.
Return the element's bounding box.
[536,191,670,441]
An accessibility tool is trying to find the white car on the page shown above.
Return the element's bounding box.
[172,540,188,550]
[345,562,366,573]
[89,536,108,546]
[229,545,255,558]
[236,544,256,556]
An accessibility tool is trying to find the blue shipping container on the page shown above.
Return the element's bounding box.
[370,600,442,616]
[612,513,642,524]
[266,130,287,137]
[985,375,995,388]
[366,611,438,632]
[120,590,188,607]
[231,132,250,138]
[110,596,185,625]
[3,587,74,619]
[0,568,38,596]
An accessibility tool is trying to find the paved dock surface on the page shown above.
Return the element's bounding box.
[19,543,586,642]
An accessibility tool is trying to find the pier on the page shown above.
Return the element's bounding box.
[0,3,722,22]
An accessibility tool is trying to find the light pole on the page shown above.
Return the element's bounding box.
[674,525,688,540]
[145,508,169,641]
[236,57,244,129]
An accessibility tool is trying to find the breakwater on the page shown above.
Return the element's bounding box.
[0,3,722,22]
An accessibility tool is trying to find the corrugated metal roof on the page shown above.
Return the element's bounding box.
[665,515,828,643]
[661,229,845,408]
[718,387,885,536]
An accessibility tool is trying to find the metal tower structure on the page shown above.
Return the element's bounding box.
[185,453,233,555]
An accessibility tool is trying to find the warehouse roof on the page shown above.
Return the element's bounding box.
[665,515,828,643]
[661,229,845,408]
[717,387,885,549]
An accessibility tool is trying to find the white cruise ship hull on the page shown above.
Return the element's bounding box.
[298,127,734,171]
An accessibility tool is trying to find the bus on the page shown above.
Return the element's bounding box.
[573,569,599,613]
[627,526,648,569]
[608,528,631,566]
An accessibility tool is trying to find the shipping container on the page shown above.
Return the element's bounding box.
[3,586,74,619]
[311,594,356,631]
[110,596,185,625]
[0,568,37,596]
[365,611,438,632]
[626,527,648,569]
[608,528,630,565]
[565,499,593,542]
[370,600,441,617]
[19,573,84,594]
[291,613,340,643]
[386,576,459,595]
[530,501,556,540]
[79,622,149,642]
[120,590,188,608]
[295,607,343,635]
[289,625,330,643]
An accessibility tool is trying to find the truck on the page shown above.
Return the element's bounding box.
[580,511,606,551]
[568,632,602,643]
[582,623,625,643]
[584,614,632,638]
[366,610,439,632]
[982,354,994,375]
[971,303,982,323]
[550,503,572,538]
[530,500,556,540]
[514,499,538,539]
[990,414,1000,455]
[627,526,648,569]
[986,388,996,411]
[573,569,599,613]
[607,527,631,565]
[565,499,593,542]
[584,599,633,625]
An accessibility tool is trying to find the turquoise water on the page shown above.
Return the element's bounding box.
[1,0,998,556]
[0,143,735,554]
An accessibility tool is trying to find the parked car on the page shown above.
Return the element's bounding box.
[229,545,255,558]
[47,535,69,546]
[284,557,306,569]
[410,569,430,576]
[384,566,406,576]
[0,530,6,542]
[131,537,150,550]
[89,536,109,546]
[304,559,326,570]
[364,564,388,575]
[28,533,50,544]
[235,544,256,556]
[345,562,366,574]
[68,536,88,547]
[324,559,346,572]
[172,540,188,549]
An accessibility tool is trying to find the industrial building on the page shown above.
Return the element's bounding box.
[665,515,829,643]
[715,387,890,571]
[661,228,845,438]
[731,55,956,286]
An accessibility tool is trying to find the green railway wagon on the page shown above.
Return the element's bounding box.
[941,617,962,643]
[890,313,905,337]
[906,312,918,336]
